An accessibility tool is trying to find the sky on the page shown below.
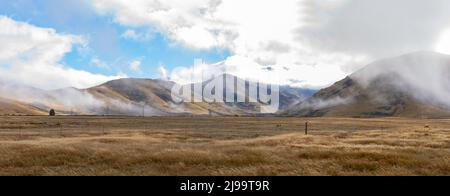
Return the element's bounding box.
[0,0,449,90]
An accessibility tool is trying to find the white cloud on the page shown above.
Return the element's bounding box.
[121,29,154,41]
[436,28,450,55]
[90,57,110,69]
[158,64,169,80]
[92,0,302,52]
[92,0,450,88]
[0,16,124,90]
[121,29,139,40]
[299,0,450,58]
[169,54,354,89]
[128,60,141,72]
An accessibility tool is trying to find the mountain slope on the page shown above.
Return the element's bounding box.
[285,51,450,118]
[87,75,312,116]
[0,97,47,115]
[0,73,314,116]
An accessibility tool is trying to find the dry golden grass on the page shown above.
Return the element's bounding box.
[0,116,449,176]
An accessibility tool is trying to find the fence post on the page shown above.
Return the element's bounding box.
[59,122,63,136]
[305,122,308,135]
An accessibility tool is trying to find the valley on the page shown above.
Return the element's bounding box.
[0,116,448,176]
[1,52,450,176]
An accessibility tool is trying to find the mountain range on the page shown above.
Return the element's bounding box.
[0,74,311,116]
[1,51,450,118]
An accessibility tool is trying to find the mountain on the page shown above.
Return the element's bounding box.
[86,74,312,116]
[0,81,107,115]
[284,51,450,118]
[4,52,450,117]
[0,74,312,116]
[0,97,47,115]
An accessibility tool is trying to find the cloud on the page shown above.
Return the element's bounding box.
[0,16,124,90]
[436,28,450,55]
[121,29,154,41]
[128,60,141,72]
[158,64,169,80]
[93,0,233,49]
[91,0,450,88]
[352,51,450,108]
[91,0,352,88]
[298,0,450,58]
[121,29,139,40]
[168,55,349,89]
[90,57,110,69]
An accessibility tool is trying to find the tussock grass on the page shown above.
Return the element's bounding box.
[0,116,449,176]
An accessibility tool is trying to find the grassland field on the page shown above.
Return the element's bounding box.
[0,116,449,176]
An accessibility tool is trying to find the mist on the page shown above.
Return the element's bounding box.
[352,51,450,109]
[0,80,163,116]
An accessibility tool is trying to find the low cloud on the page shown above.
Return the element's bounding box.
[158,64,170,80]
[298,96,354,111]
[352,51,450,108]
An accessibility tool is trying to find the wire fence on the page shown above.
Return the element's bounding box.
[0,116,321,140]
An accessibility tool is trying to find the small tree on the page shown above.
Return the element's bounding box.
[49,109,56,116]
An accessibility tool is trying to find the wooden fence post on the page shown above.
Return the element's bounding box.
[59,122,63,136]
[305,122,309,135]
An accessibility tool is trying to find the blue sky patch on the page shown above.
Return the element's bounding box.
[0,0,230,79]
